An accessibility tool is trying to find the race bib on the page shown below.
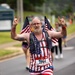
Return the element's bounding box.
[36,58,49,66]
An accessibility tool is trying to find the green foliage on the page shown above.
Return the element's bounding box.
[23,11,43,18]
[67,24,75,34]
[23,0,45,11]
[30,0,45,6]
[0,11,75,45]
[0,0,45,11]
[65,4,73,13]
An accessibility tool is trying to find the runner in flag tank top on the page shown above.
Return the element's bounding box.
[11,16,66,75]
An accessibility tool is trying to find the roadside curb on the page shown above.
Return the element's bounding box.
[66,32,75,41]
[0,51,23,60]
[0,41,21,49]
[0,32,75,61]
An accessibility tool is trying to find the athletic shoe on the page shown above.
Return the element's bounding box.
[64,44,67,47]
[55,55,59,59]
[26,67,29,70]
[60,54,63,59]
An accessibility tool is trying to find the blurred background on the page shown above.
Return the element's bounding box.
[0,0,75,58]
[0,0,75,25]
[0,1,75,75]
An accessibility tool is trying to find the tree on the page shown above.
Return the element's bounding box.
[0,0,45,11]
[23,0,45,11]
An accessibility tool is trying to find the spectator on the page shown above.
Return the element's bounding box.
[60,17,67,47]
[55,22,63,59]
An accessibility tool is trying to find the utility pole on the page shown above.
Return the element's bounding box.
[43,3,45,14]
[17,0,23,30]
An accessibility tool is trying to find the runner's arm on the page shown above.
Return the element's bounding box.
[48,25,66,38]
[11,18,27,41]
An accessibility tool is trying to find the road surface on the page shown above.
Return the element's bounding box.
[0,37,75,75]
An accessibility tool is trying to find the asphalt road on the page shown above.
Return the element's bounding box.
[54,37,75,75]
[0,37,75,75]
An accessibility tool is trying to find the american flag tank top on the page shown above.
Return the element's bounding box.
[29,32,53,72]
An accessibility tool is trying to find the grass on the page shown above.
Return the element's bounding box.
[14,43,22,47]
[14,22,75,47]
[0,11,45,44]
[0,20,75,45]
[0,49,19,57]
[0,24,21,44]
[0,32,16,44]
[0,11,75,58]
[67,24,75,35]
[0,11,43,58]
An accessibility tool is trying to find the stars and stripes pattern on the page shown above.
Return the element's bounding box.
[30,69,53,75]
[20,16,54,73]
[44,16,58,43]
[29,32,53,72]
[20,16,58,44]
[20,16,58,48]
[20,17,30,34]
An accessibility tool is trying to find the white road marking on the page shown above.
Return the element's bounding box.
[63,46,74,50]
